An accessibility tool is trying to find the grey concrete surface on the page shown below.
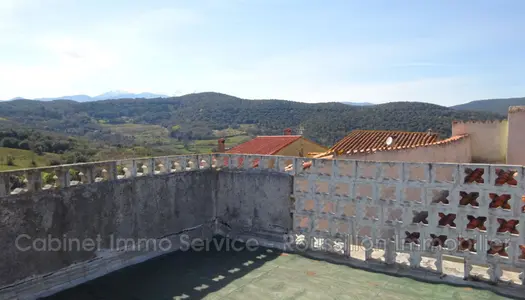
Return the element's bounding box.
[0,171,215,287]
[0,169,294,299]
[43,237,511,300]
[215,171,293,236]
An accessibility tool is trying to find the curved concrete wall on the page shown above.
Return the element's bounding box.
[0,171,215,289]
[0,165,294,299]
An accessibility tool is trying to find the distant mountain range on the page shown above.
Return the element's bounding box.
[7,91,525,116]
[10,90,168,102]
[450,97,525,116]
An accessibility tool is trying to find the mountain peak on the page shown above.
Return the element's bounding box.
[96,90,130,97]
[93,91,167,101]
[9,91,169,102]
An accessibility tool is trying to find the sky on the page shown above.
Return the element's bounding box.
[0,0,524,105]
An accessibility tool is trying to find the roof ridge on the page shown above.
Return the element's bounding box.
[353,129,432,134]
[256,135,302,137]
[314,134,469,159]
[369,134,469,153]
[226,135,309,155]
[329,129,438,153]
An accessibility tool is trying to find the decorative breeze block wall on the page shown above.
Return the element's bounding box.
[292,159,525,284]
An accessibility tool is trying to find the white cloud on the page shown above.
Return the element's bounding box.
[0,5,203,99]
[40,37,119,71]
[95,7,203,49]
[0,36,120,99]
[0,2,519,105]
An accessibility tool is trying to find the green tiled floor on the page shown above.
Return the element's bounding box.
[45,237,509,300]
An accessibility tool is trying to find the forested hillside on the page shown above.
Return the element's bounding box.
[451,97,525,115]
[0,92,503,144]
[0,92,505,167]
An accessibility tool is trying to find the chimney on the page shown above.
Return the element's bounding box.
[217,138,225,153]
[283,128,292,135]
[507,106,525,165]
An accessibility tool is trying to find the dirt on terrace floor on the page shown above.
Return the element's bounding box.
[44,237,513,300]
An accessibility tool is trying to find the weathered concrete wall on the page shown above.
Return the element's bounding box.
[452,120,507,163]
[215,170,293,238]
[0,171,215,290]
[0,167,294,299]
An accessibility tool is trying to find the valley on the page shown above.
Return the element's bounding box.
[0,92,514,170]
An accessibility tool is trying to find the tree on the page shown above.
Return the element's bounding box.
[18,140,30,150]
[1,137,19,148]
[170,125,181,138]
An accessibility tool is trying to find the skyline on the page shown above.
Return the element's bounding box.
[5,90,524,107]
[1,0,524,105]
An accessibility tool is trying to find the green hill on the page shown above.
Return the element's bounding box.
[451,97,525,116]
[0,93,504,149]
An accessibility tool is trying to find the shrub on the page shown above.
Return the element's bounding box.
[6,155,15,166]
[42,172,55,185]
[49,159,62,166]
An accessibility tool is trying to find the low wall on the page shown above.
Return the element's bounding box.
[2,153,525,299]
[292,158,525,297]
[0,155,295,299]
[0,170,216,298]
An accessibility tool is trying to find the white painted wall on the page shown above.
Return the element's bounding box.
[507,107,525,165]
[451,120,507,163]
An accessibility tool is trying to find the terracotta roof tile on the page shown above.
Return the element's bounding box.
[330,130,439,155]
[226,135,302,155]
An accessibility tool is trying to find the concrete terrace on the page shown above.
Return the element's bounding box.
[2,153,525,299]
[45,237,506,300]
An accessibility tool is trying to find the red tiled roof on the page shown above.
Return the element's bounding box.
[329,130,439,155]
[226,135,302,155]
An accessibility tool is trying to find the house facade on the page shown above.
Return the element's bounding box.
[314,106,525,165]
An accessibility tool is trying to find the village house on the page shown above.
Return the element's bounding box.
[218,128,328,157]
[312,106,525,165]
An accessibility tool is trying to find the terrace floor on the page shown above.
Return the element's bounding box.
[45,237,510,300]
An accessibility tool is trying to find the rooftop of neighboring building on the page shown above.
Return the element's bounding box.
[331,129,438,154]
[226,135,303,155]
[310,129,468,158]
[225,127,327,156]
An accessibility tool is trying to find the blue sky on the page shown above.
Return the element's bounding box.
[0,0,524,105]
